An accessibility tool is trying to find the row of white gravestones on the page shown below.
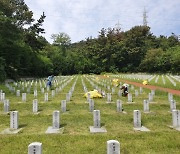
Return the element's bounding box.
[7,109,179,134]
[28,140,120,154]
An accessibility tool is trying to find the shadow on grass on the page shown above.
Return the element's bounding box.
[19,124,28,128]
[60,123,67,127]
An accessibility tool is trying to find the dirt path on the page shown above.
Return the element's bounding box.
[120,79,180,96]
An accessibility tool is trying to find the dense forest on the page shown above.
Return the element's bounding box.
[0,0,180,82]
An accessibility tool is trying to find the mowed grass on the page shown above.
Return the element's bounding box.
[0,75,180,154]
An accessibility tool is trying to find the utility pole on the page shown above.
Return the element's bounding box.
[115,20,121,31]
[143,7,148,26]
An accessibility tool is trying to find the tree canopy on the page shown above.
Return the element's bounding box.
[0,0,179,82]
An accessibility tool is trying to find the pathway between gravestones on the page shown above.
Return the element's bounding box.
[119,79,180,96]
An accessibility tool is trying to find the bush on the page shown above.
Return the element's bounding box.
[0,57,6,82]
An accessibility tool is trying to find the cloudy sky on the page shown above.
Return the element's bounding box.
[24,0,180,43]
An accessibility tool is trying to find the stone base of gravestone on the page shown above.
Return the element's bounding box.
[18,101,24,104]
[117,111,127,114]
[127,101,135,104]
[89,126,107,133]
[168,126,180,131]
[39,101,46,104]
[33,112,40,115]
[106,101,115,104]
[1,128,23,134]
[0,111,9,115]
[143,111,151,114]
[149,101,157,104]
[45,126,64,134]
[133,126,150,132]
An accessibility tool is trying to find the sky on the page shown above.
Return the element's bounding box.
[24,0,180,43]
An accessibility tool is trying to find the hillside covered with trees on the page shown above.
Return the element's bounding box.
[0,0,180,82]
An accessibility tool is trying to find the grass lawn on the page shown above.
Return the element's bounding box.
[0,75,180,154]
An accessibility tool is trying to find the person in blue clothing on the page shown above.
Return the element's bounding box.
[47,75,54,88]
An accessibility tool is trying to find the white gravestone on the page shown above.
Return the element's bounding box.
[127,93,133,103]
[89,99,94,112]
[66,93,70,102]
[22,93,26,102]
[143,100,149,113]
[170,100,176,112]
[28,142,42,154]
[112,88,115,94]
[61,100,66,112]
[16,90,20,97]
[133,110,141,128]
[107,140,120,154]
[151,90,155,96]
[118,90,122,97]
[148,93,153,102]
[107,86,111,91]
[51,90,55,98]
[87,92,91,103]
[33,99,38,113]
[56,87,59,93]
[107,93,112,103]
[168,93,173,102]
[27,87,30,93]
[4,99,10,113]
[135,90,139,97]
[1,93,5,102]
[94,110,101,128]
[44,93,48,102]
[133,110,150,131]
[139,87,143,94]
[45,110,64,134]
[90,110,107,133]
[41,88,44,93]
[53,111,60,129]
[131,85,134,90]
[34,90,37,98]
[117,100,123,112]
[10,111,18,129]
[172,110,180,130]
